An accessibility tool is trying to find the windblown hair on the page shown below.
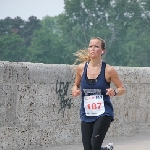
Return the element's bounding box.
[73,37,106,65]
[73,49,90,65]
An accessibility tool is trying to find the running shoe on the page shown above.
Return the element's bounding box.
[105,143,113,150]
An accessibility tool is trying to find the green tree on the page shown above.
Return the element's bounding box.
[58,0,150,66]
[58,0,112,48]
[105,0,150,66]
[0,33,26,62]
[0,16,42,62]
[0,17,25,36]
[28,16,73,64]
[20,16,42,47]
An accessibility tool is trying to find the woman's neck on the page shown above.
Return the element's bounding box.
[89,59,102,67]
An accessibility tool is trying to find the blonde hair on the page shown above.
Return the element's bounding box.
[73,37,106,64]
[73,49,90,65]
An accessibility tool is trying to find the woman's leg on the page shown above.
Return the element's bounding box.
[91,116,112,150]
[81,121,94,150]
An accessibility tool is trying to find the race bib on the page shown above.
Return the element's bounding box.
[84,95,105,116]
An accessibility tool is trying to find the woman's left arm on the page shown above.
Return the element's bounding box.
[106,65,126,96]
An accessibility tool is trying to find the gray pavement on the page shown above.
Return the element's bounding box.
[38,131,150,150]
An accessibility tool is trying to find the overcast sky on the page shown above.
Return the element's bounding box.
[0,0,65,20]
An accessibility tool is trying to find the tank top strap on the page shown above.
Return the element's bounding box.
[83,62,88,74]
[100,61,106,78]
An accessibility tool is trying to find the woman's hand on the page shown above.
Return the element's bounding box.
[72,88,81,97]
[106,88,116,96]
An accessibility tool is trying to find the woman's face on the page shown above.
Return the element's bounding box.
[88,39,104,59]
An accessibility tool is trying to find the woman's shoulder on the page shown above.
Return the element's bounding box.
[77,62,86,69]
[105,63,116,74]
[76,62,86,74]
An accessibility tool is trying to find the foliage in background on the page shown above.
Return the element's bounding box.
[0,33,26,62]
[0,0,149,66]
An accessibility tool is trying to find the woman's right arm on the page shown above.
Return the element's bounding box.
[72,64,84,97]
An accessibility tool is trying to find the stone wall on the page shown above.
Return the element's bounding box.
[0,61,150,150]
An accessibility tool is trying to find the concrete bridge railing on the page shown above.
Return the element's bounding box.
[0,61,150,150]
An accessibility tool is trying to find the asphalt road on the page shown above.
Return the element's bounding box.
[36,131,150,150]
